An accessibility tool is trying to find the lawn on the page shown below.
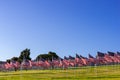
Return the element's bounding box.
[0,65,120,80]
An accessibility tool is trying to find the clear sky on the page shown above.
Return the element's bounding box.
[0,0,120,61]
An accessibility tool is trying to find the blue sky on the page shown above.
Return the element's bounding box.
[0,0,120,61]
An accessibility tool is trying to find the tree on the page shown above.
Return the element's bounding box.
[11,57,19,61]
[36,51,59,61]
[19,48,31,63]
[6,59,11,63]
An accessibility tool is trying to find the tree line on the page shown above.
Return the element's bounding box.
[6,48,59,64]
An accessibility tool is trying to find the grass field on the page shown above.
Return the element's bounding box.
[0,65,120,80]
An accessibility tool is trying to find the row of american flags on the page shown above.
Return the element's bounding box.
[0,51,120,71]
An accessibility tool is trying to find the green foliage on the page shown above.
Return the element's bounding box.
[6,59,11,63]
[19,48,31,62]
[5,48,32,63]
[11,57,19,61]
[36,51,59,61]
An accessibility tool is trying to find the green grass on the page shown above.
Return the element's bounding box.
[0,65,120,80]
